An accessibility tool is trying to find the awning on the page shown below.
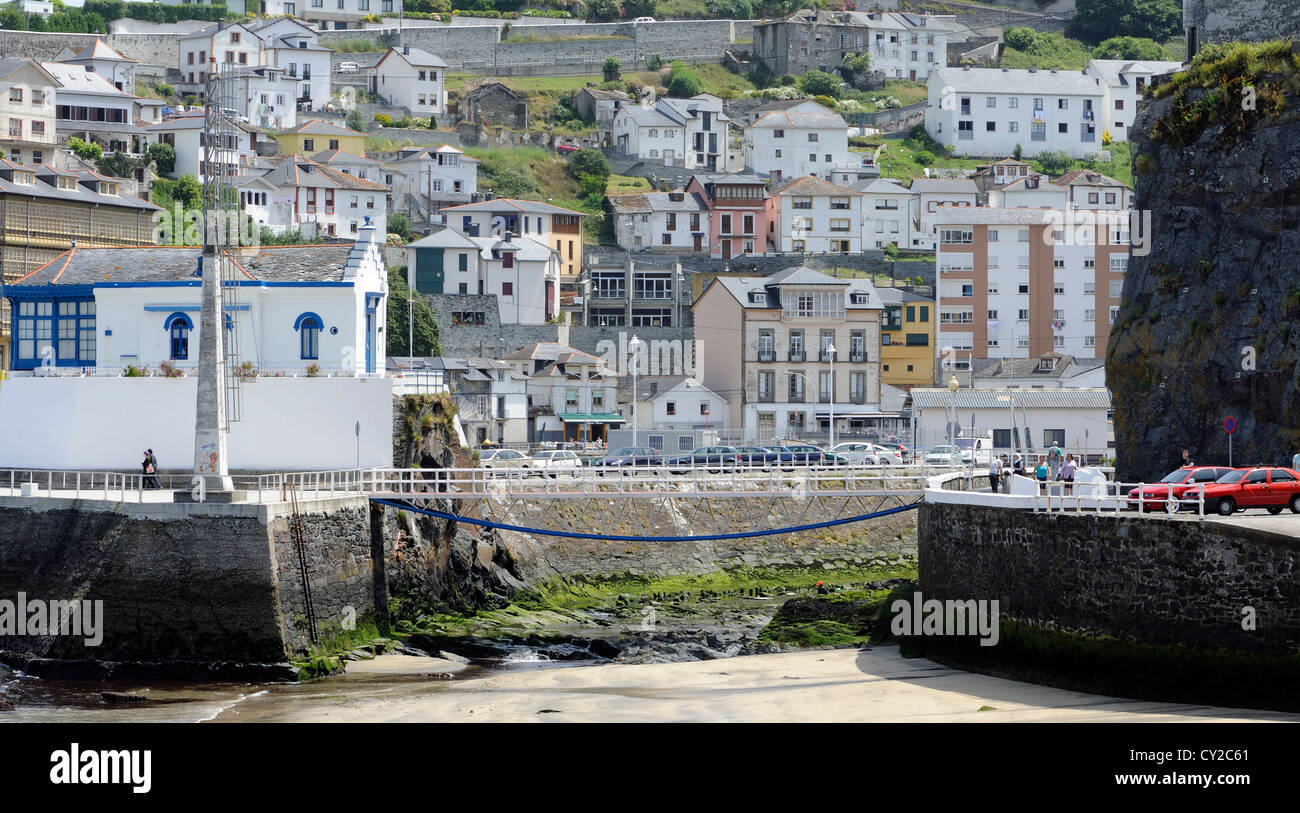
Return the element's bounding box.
[557,413,626,424]
[812,405,895,417]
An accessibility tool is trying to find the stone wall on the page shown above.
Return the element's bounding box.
[1184,0,1300,53]
[918,502,1300,655]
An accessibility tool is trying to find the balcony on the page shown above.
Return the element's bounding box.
[757,349,775,362]
[850,394,867,405]
[788,350,805,363]
[788,392,806,404]
[820,351,837,362]
[758,391,775,403]
[849,351,866,363]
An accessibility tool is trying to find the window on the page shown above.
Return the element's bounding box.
[303,138,314,151]
[1008,97,1019,109]
[758,371,775,402]
[1111,255,1129,272]
[1018,309,1029,320]
[808,132,818,142]
[167,313,192,360]
[8,88,20,102]
[666,401,676,416]
[1084,309,1096,321]
[940,229,972,244]
[1008,121,1019,133]
[988,283,999,295]
[987,309,998,319]
[1109,306,1119,324]
[1058,123,1069,133]
[502,281,513,295]
[1030,121,1046,141]
[1044,429,1065,447]
[986,121,996,132]
[986,96,996,108]
[1109,280,1124,298]
[1084,281,1096,295]
[1053,280,1065,294]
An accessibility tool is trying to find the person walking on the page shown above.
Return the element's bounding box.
[1035,455,1049,494]
[1059,453,1077,495]
[988,455,1002,493]
[1048,442,1063,481]
[145,449,161,489]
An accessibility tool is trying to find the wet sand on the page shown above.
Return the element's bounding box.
[210,648,1300,723]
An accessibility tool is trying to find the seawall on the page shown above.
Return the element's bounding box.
[918,502,1300,655]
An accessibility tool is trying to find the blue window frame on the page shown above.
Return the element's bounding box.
[294,311,322,360]
[8,293,94,370]
[165,312,192,360]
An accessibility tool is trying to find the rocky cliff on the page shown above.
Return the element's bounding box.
[1108,43,1300,480]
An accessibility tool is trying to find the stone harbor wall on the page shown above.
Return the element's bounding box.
[918,502,1300,656]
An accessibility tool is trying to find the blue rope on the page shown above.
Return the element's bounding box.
[370,497,920,542]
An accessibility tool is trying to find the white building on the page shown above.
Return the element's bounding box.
[178,22,259,98]
[385,144,478,222]
[440,357,530,446]
[1084,59,1184,142]
[607,189,710,254]
[610,94,734,172]
[987,172,1064,208]
[742,101,858,186]
[248,16,332,113]
[230,66,300,130]
[3,224,389,375]
[437,198,585,282]
[621,376,729,431]
[773,175,863,253]
[854,177,917,249]
[57,39,137,94]
[146,112,256,181]
[909,177,978,250]
[257,0,401,31]
[370,46,447,120]
[405,228,561,325]
[926,66,1110,158]
[0,58,60,166]
[853,10,951,81]
[909,386,1113,459]
[257,154,389,238]
[42,60,146,156]
[503,342,623,444]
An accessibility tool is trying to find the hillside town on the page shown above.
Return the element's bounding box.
[0,0,1192,466]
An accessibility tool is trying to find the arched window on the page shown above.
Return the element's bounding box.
[164,312,192,360]
[294,311,322,360]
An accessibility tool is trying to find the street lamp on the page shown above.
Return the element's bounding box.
[947,374,961,470]
[629,334,644,448]
[826,342,837,450]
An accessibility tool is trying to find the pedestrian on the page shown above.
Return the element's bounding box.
[1035,455,1049,494]
[816,581,829,595]
[1048,442,1063,480]
[1001,455,1013,492]
[1012,453,1025,477]
[1293,450,1300,472]
[146,449,161,489]
[1177,448,1193,468]
[988,454,1002,493]
[1059,453,1077,495]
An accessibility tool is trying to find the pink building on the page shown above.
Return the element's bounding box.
[686,173,776,259]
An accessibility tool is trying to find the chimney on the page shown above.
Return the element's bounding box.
[403,45,410,55]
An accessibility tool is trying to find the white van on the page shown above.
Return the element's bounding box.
[336,61,360,74]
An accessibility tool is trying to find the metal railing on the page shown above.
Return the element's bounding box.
[1027,476,1209,517]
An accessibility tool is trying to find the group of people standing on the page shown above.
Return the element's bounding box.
[987,443,1078,494]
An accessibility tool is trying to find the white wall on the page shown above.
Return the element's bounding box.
[0,376,395,470]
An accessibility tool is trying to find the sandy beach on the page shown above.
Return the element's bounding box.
[213,647,1300,723]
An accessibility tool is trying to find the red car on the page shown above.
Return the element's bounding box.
[1126,466,1237,512]
[556,143,581,155]
[1197,467,1300,516]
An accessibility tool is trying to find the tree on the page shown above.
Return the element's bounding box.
[387,267,441,358]
[68,137,102,162]
[1091,36,1169,61]
[388,212,412,242]
[1035,150,1073,175]
[176,174,202,210]
[1013,143,1023,161]
[345,108,366,133]
[798,69,842,99]
[665,63,704,98]
[842,51,872,73]
[148,142,176,175]
[1003,26,1036,51]
[97,151,135,178]
[569,147,611,180]
[603,56,621,83]
[585,0,620,22]
[1070,0,1181,45]
[624,0,655,18]
[715,0,753,18]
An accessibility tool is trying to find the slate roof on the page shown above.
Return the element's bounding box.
[909,177,979,195]
[64,39,137,63]
[709,267,882,310]
[278,119,365,137]
[909,388,1112,410]
[853,177,916,195]
[774,175,859,196]
[1087,59,1184,86]
[376,46,448,68]
[503,342,604,365]
[9,245,364,287]
[578,87,630,101]
[0,162,159,212]
[931,66,1105,96]
[439,198,584,216]
[607,191,707,213]
[748,110,847,130]
[1052,169,1130,190]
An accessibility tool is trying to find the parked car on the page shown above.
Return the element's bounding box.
[772,444,832,468]
[872,444,904,465]
[734,446,783,468]
[876,442,910,462]
[664,446,739,474]
[478,448,531,472]
[556,143,581,155]
[1196,467,1300,516]
[924,445,963,465]
[588,446,662,472]
[528,449,584,477]
[336,61,360,74]
[829,442,885,465]
[633,16,656,23]
[1125,466,1237,512]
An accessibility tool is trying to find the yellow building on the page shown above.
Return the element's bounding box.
[878,287,934,390]
[274,119,366,157]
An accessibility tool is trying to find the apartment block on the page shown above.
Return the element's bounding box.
[933,206,1131,366]
[754,9,953,81]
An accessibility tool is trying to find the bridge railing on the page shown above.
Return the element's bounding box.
[1028,476,1208,517]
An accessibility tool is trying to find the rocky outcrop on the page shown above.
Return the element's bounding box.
[1108,52,1300,480]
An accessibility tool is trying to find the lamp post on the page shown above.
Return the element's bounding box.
[827,342,837,450]
[947,374,961,470]
[629,334,643,448]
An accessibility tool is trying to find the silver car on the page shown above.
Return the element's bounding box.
[479,448,531,472]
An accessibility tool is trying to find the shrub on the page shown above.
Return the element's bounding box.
[842,51,872,72]
[603,56,621,83]
[374,113,393,125]
[68,137,102,162]
[153,82,174,98]
[798,69,841,99]
[345,108,366,132]
[1035,150,1073,175]
[159,360,183,378]
[148,141,176,175]
[665,63,704,98]
[1135,153,1158,175]
[1004,26,1036,51]
[305,363,321,377]
[1092,35,1170,61]
[812,94,837,109]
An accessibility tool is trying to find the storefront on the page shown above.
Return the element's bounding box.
[557,412,626,443]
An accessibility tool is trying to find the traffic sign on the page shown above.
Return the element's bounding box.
[1224,416,1237,435]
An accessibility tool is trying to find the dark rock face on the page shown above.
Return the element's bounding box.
[1108,85,1300,480]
